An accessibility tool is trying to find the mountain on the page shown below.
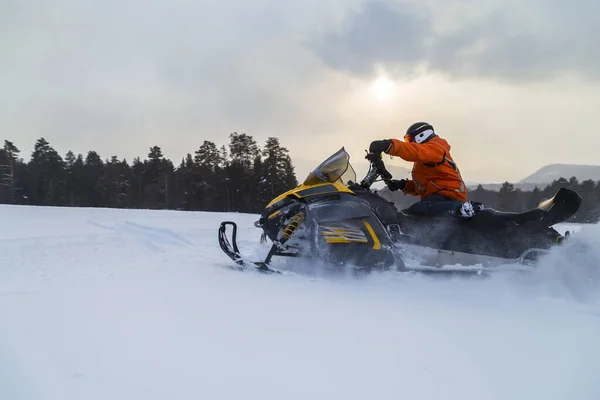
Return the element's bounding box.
[464,164,600,192]
[519,164,600,185]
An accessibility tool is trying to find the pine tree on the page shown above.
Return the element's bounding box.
[0,141,19,203]
[498,182,516,211]
[28,138,66,205]
[193,141,224,210]
[228,132,259,169]
[257,137,297,207]
[226,133,261,212]
[131,157,145,207]
[144,146,170,209]
[104,156,131,208]
[83,151,105,207]
[174,154,196,210]
[64,151,77,206]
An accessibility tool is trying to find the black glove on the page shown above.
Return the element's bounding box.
[387,179,407,191]
[348,182,366,192]
[368,139,392,156]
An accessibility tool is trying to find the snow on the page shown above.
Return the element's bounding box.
[1,204,599,400]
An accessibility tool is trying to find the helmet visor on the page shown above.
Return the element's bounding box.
[404,133,413,143]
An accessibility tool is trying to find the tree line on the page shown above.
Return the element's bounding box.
[468,180,600,223]
[0,133,297,213]
[2,135,599,223]
[384,178,600,223]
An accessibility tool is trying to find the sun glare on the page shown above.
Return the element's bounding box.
[370,75,396,103]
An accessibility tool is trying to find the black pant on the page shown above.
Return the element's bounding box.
[403,194,462,217]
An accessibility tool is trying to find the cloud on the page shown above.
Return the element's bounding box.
[1,0,600,185]
[0,0,355,159]
[311,0,600,82]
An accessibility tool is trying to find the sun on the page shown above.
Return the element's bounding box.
[370,75,396,102]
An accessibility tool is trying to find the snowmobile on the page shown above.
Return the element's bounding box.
[218,148,582,276]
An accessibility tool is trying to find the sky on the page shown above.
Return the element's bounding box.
[2,0,599,183]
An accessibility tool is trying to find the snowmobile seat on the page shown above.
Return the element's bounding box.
[474,208,546,226]
[473,188,582,228]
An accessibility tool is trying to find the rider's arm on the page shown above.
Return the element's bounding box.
[388,139,444,163]
[402,180,418,196]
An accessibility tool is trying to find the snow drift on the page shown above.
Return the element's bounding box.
[0,205,599,400]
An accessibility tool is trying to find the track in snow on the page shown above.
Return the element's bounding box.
[0,205,599,400]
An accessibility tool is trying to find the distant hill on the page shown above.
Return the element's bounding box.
[465,164,600,192]
[466,183,542,192]
[519,164,600,185]
[358,163,600,192]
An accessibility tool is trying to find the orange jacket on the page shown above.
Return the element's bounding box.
[388,136,467,202]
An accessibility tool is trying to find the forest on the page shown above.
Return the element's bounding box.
[0,133,297,214]
[1,136,599,223]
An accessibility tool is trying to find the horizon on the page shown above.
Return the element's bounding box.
[4,135,600,186]
[3,0,599,184]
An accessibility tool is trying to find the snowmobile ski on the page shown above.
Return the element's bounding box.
[219,221,296,274]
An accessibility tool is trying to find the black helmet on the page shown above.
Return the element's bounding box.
[405,122,435,144]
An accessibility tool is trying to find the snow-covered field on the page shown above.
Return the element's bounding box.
[1,205,599,400]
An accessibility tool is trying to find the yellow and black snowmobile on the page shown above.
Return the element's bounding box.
[218,148,582,275]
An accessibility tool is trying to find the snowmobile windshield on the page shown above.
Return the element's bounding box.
[303,147,357,186]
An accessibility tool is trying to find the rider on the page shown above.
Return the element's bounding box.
[369,122,477,218]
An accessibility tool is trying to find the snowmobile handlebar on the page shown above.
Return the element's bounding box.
[359,152,394,189]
